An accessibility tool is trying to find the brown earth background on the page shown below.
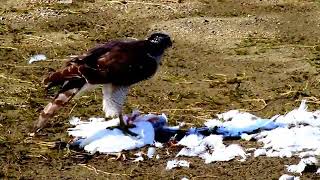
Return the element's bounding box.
[1,0,320,179]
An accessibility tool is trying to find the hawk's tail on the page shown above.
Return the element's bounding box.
[34,65,88,133]
[43,65,85,91]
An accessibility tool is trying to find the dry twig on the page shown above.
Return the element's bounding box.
[241,98,268,112]
[280,85,296,96]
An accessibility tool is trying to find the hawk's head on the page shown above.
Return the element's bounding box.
[147,32,173,49]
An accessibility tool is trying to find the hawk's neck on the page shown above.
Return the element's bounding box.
[146,42,166,64]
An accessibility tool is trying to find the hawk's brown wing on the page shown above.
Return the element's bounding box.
[66,41,120,67]
[44,40,158,91]
[79,40,159,86]
[43,41,121,89]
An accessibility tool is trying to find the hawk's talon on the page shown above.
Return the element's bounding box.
[126,123,136,128]
[106,125,138,137]
[122,128,138,137]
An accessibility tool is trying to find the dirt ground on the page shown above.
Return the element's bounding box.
[2,0,320,179]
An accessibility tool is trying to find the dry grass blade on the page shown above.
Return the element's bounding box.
[295,97,320,104]
[68,103,78,115]
[44,58,70,62]
[177,114,211,120]
[4,64,41,68]
[78,164,130,176]
[0,46,18,50]
[35,141,57,148]
[192,175,219,179]
[25,34,60,45]
[161,108,219,112]
[0,73,35,85]
[0,102,28,108]
[25,154,48,160]
[106,0,177,12]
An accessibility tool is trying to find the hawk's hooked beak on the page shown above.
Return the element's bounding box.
[168,38,174,47]
[168,39,173,47]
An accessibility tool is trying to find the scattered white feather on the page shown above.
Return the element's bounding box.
[177,134,204,147]
[176,134,246,163]
[28,54,47,64]
[275,100,320,127]
[69,117,82,126]
[166,160,190,170]
[279,174,300,180]
[246,147,256,152]
[299,149,320,158]
[265,149,293,158]
[147,147,156,158]
[286,163,306,174]
[174,100,320,175]
[204,144,247,163]
[154,142,163,148]
[255,126,320,157]
[133,156,144,162]
[204,119,222,128]
[254,149,267,157]
[207,100,320,162]
[133,151,145,162]
[176,135,221,157]
[217,110,257,121]
[240,133,253,141]
[286,157,318,174]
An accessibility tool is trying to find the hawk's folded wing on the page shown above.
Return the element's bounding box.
[44,40,158,90]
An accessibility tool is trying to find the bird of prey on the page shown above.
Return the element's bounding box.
[33,32,172,136]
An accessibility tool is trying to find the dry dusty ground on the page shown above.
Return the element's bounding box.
[2,0,320,179]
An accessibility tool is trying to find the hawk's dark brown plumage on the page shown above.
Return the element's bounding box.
[33,33,172,136]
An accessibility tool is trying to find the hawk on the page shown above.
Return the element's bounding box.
[33,32,172,136]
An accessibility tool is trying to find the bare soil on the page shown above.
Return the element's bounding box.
[1,0,320,179]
